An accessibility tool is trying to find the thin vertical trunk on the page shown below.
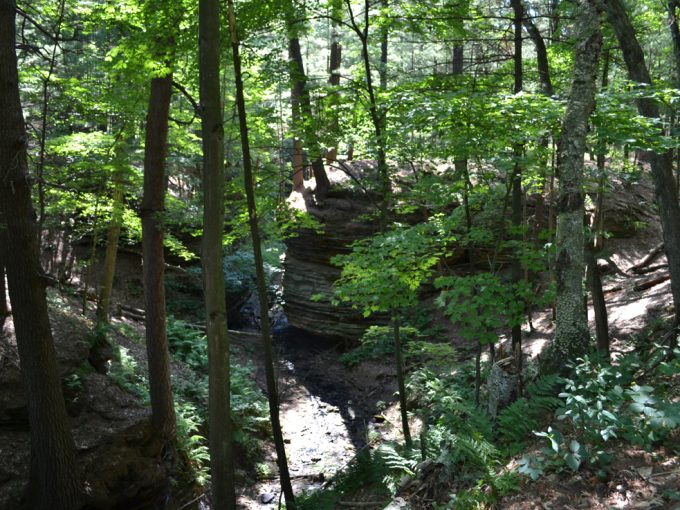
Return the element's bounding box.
[36,0,66,240]
[590,49,610,358]
[510,0,523,372]
[586,247,609,357]
[226,1,296,507]
[379,0,388,90]
[523,1,554,237]
[551,0,601,369]
[199,0,235,505]
[601,0,680,338]
[522,10,553,97]
[0,2,81,507]
[393,315,411,446]
[96,170,124,324]
[142,72,176,439]
[329,14,342,86]
[668,0,680,85]
[81,193,102,315]
[347,0,389,223]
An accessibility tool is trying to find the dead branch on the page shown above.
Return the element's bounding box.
[630,242,665,274]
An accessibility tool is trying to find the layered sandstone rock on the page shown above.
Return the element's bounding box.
[282,162,385,341]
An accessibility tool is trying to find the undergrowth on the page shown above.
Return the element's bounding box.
[105,317,270,486]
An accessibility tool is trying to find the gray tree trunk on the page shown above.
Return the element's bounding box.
[550,0,602,370]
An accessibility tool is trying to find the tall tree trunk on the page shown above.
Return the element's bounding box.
[452,44,464,75]
[510,0,523,371]
[346,0,390,223]
[590,49,611,358]
[0,2,81,507]
[601,0,680,337]
[522,10,553,97]
[96,169,124,324]
[329,12,342,86]
[227,2,297,506]
[142,72,176,439]
[550,0,601,369]
[523,6,553,238]
[36,0,66,241]
[199,0,235,506]
[285,9,331,199]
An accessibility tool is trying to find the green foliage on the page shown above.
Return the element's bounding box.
[165,317,269,460]
[339,325,456,368]
[497,374,563,449]
[435,273,523,345]
[176,402,211,486]
[109,345,149,401]
[331,220,449,316]
[519,352,680,481]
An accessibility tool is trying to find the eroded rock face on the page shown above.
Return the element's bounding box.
[283,183,383,341]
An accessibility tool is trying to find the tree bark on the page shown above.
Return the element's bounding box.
[600,0,680,335]
[142,72,176,439]
[551,0,601,369]
[393,315,411,446]
[522,10,553,97]
[510,0,523,370]
[198,0,235,505]
[0,255,7,317]
[379,0,388,90]
[227,2,297,506]
[96,169,124,324]
[0,2,81,507]
[285,10,330,199]
[586,246,609,357]
[668,0,680,85]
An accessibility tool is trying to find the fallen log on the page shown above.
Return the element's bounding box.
[634,274,671,292]
[635,263,668,275]
[630,243,665,274]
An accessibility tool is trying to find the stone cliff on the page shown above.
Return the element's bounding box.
[282,162,386,341]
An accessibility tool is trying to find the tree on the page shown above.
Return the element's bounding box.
[227,0,297,505]
[141,29,176,438]
[550,0,602,369]
[0,1,81,507]
[284,0,331,199]
[600,0,680,344]
[96,162,125,324]
[198,0,235,505]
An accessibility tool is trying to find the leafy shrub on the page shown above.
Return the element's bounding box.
[519,353,680,480]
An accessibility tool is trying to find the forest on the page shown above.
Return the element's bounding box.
[1,0,680,508]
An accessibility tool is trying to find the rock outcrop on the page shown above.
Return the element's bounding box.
[283,163,385,341]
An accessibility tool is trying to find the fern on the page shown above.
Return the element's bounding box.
[376,443,418,476]
[497,374,563,446]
